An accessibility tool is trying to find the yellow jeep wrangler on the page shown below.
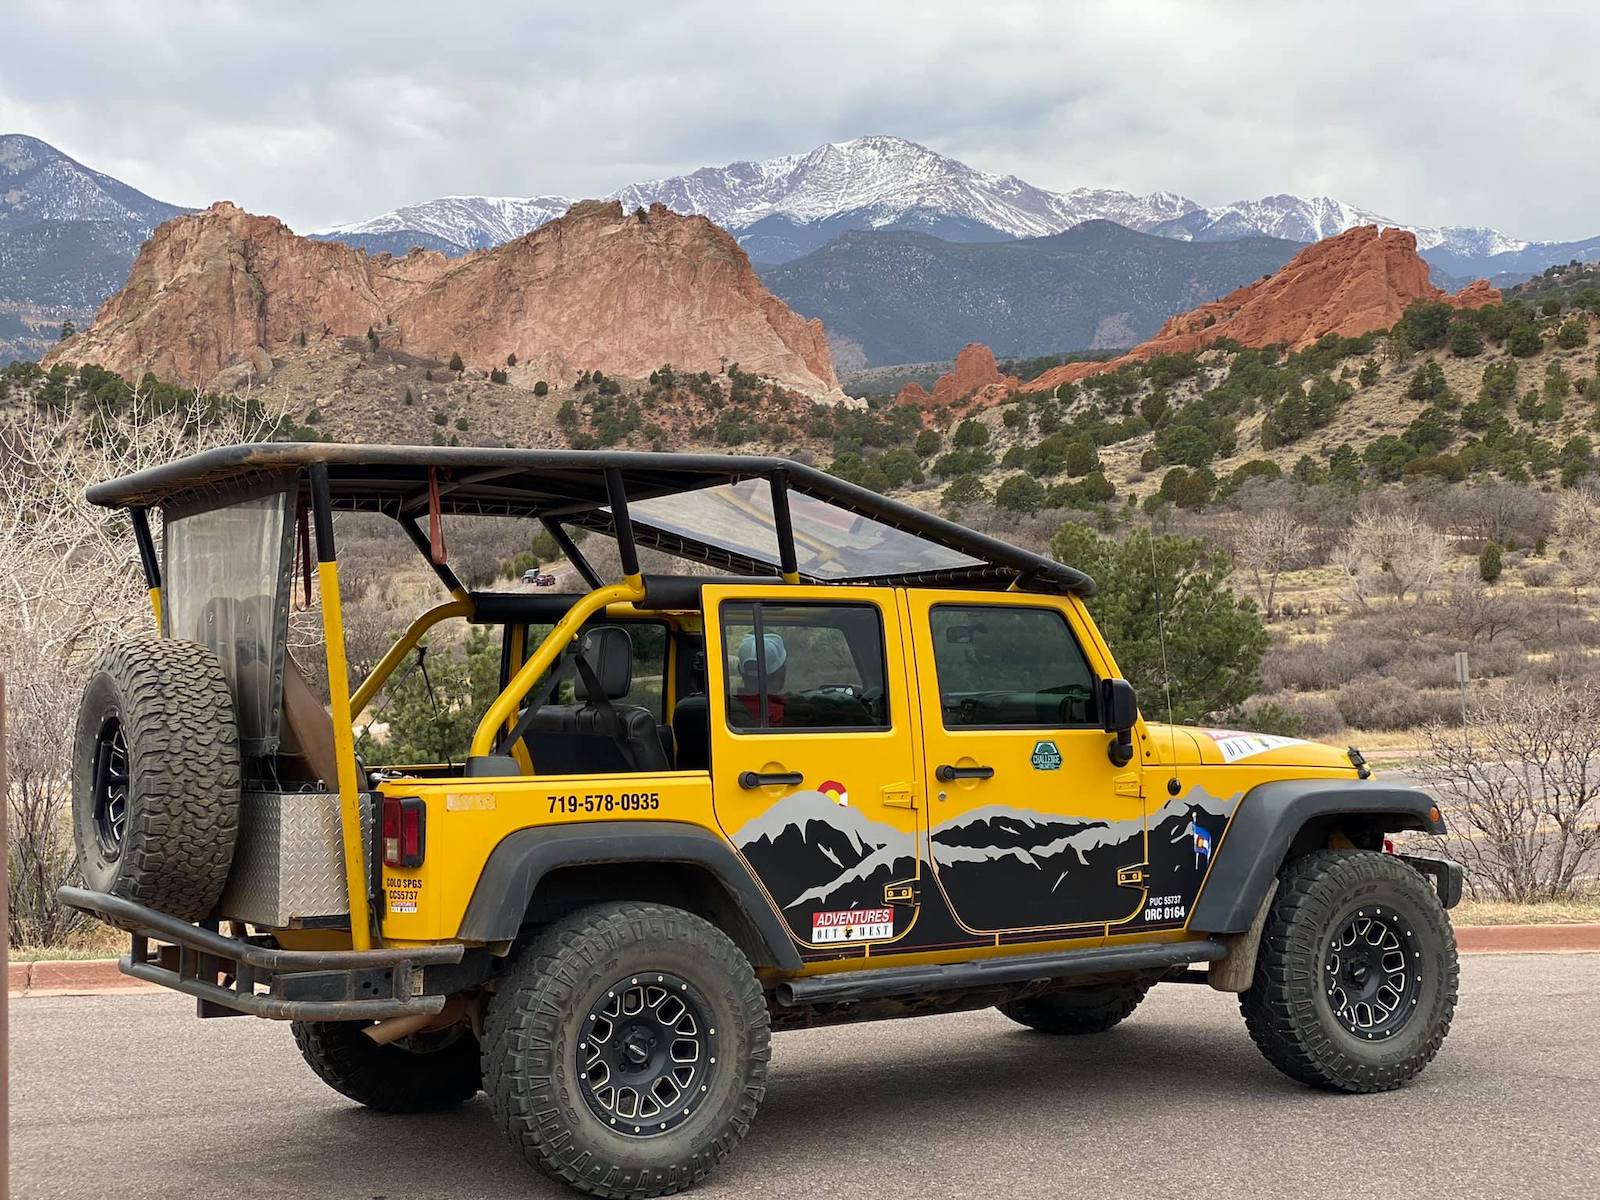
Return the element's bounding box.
[63,445,1462,1198]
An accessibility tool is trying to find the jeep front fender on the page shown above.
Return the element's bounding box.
[1188,779,1445,934]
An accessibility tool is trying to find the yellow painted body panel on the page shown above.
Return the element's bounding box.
[360,578,1363,981]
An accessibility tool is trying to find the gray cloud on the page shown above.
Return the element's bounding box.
[3,0,1596,239]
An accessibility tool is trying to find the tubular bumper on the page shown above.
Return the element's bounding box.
[58,886,463,1020]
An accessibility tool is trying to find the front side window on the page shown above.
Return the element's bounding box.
[720,602,889,731]
[929,605,1099,728]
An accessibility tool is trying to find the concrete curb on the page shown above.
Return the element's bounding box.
[1454,922,1600,954]
[9,958,158,997]
[11,922,1600,998]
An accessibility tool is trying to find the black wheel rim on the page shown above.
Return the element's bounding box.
[578,972,718,1137]
[90,717,130,861]
[1324,905,1423,1040]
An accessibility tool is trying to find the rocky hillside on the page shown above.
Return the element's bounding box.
[759,221,1302,367]
[45,200,845,401]
[1024,227,1498,392]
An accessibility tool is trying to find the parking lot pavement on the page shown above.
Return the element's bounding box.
[11,954,1599,1200]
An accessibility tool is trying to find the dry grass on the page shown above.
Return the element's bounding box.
[1453,896,1600,926]
[10,923,125,962]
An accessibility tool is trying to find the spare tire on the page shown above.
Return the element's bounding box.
[72,638,243,921]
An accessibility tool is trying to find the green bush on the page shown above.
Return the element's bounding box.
[448,351,464,372]
[533,379,550,397]
[1556,318,1590,349]
[995,474,1047,514]
[1472,544,1497,585]
[941,473,988,513]
[1449,321,1484,357]
[1508,324,1543,357]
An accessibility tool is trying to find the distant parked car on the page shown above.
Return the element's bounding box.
[521,568,557,587]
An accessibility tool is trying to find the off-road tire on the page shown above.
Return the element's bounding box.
[292,1020,482,1112]
[72,638,242,921]
[483,902,770,1199]
[1241,849,1457,1093]
[997,981,1150,1034]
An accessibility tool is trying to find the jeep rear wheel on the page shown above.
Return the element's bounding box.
[483,902,770,1199]
[292,1020,481,1112]
[71,638,242,921]
[997,981,1150,1034]
[1241,849,1457,1093]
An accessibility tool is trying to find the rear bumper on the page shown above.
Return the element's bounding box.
[58,886,463,1020]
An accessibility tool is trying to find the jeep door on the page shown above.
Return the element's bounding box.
[906,590,1147,938]
[703,585,923,956]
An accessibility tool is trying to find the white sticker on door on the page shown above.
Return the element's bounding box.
[811,907,894,943]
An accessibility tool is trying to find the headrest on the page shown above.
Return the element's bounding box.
[576,626,633,701]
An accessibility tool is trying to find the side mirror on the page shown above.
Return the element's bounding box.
[1102,678,1138,767]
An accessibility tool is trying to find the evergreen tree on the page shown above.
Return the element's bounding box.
[1048,525,1267,722]
[1449,321,1484,357]
[448,351,465,372]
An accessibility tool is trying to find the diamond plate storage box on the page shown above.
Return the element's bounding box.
[218,791,374,927]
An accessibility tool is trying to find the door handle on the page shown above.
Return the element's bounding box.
[739,770,804,790]
[935,764,995,782]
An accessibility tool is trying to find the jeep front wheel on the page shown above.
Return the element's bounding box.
[1240,848,1458,1093]
[997,981,1150,1034]
[483,902,770,1199]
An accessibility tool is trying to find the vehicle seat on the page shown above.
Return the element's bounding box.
[672,694,710,771]
[522,627,671,774]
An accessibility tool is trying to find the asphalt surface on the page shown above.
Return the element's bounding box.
[12,955,1599,1200]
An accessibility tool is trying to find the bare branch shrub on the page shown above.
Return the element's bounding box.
[2,379,285,947]
[1227,508,1310,616]
[5,641,86,946]
[1418,680,1600,901]
[1333,506,1451,608]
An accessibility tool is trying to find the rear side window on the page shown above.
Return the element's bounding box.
[519,621,667,718]
[720,602,889,731]
[929,605,1099,728]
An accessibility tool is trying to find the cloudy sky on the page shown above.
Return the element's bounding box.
[4,0,1597,239]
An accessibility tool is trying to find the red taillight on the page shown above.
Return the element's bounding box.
[383,796,426,868]
[1383,838,1396,855]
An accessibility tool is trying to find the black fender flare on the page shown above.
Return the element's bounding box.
[1189,779,1445,934]
[456,820,803,971]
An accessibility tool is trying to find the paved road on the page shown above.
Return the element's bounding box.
[12,955,1599,1200]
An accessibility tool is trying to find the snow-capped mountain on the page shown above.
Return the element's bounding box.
[1150,193,1529,259]
[321,194,571,252]
[612,135,1197,241]
[0,134,184,234]
[318,135,1544,274]
[1,134,188,362]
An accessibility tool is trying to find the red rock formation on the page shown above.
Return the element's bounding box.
[895,381,933,407]
[896,342,1018,412]
[1445,278,1502,310]
[47,200,845,401]
[1024,226,1501,393]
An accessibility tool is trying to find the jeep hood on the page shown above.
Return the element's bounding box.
[1145,725,1356,771]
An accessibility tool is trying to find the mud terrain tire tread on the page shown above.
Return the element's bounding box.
[997,982,1150,1034]
[1240,848,1457,1093]
[482,902,770,1200]
[72,638,242,921]
[292,1020,482,1112]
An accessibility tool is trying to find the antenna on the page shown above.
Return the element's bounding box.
[1148,535,1181,796]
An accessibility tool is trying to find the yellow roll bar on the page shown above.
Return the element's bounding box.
[350,593,474,716]
[468,574,646,760]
